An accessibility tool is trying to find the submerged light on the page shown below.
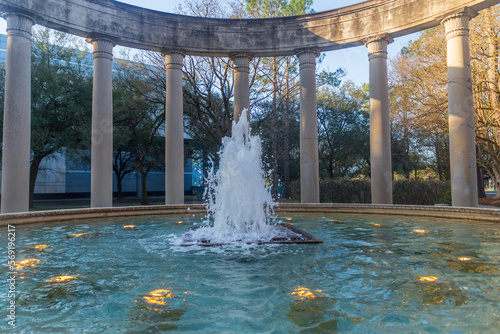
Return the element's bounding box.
[144,289,177,305]
[69,233,88,238]
[458,257,472,261]
[34,244,51,251]
[123,225,136,229]
[373,223,381,227]
[417,276,439,282]
[290,286,325,300]
[46,275,78,283]
[14,258,40,270]
[413,229,426,234]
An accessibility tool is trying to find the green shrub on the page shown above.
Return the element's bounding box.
[290,179,451,205]
[320,179,371,203]
[393,180,451,205]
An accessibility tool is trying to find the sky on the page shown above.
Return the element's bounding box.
[0,0,420,86]
[115,0,421,86]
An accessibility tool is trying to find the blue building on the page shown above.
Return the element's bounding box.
[0,33,202,199]
[0,34,6,63]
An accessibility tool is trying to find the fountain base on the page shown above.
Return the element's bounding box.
[180,223,323,247]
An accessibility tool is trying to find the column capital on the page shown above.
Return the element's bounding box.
[441,8,478,41]
[86,34,116,61]
[364,34,393,60]
[230,53,253,61]
[230,54,252,73]
[163,51,185,71]
[297,49,319,70]
[2,12,35,40]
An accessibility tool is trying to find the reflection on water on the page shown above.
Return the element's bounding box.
[129,288,187,332]
[287,287,364,331]
[415,280,467,306]
[287,290,337,330]
[448,258,498,274]
[1,213,498,333]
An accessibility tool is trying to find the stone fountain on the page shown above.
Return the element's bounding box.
[181,109,322,247]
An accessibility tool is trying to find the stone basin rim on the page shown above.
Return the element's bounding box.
[0,203,499,226]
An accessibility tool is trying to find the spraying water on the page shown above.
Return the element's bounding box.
[182,109,321,246]
[187,109,278,244]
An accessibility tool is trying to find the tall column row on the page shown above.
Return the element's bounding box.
[0,10,482,212]
[359,8,479,207]
[230,50,320,203]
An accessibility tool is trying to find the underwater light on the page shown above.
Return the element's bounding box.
[14,258,40,270]
[69,233,88,238]
[458,257,472,261]
[290,286,324,300]
[144,289,177,305]
[373,223,381,227]
[123,225,136,229]
[413,229,426,234]
[417,276,439,282]
[34,244,51,251]
[46,275,78,283]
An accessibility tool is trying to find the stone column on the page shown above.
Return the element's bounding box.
[442,9,478,207]
[231,54,252,122]
[298,50,320,203]
[1,13,35,213]
[164,51,185,204]
[365,34,393,205]
[87,37,115,208]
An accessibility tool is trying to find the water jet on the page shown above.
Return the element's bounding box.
[180,109,322,246]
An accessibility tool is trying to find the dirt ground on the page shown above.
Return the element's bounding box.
[479,197,500,208]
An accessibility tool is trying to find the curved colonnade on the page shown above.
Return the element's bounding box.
[0,0,499,213]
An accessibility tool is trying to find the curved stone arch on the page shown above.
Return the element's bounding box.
[0,0,498,56]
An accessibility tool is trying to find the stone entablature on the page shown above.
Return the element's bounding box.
[0,0,499,57]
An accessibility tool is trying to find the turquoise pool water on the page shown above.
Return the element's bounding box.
[2,213,499,333]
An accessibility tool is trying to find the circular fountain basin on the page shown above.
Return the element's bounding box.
[1,205,499,333]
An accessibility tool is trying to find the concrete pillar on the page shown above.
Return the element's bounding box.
[164,51,185,204]
[87,36,115,208]
[298,50,320,203]
[442,9,478,207]
[365,34,393,204]
[231,54,251,122]
[1,13,35,213]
